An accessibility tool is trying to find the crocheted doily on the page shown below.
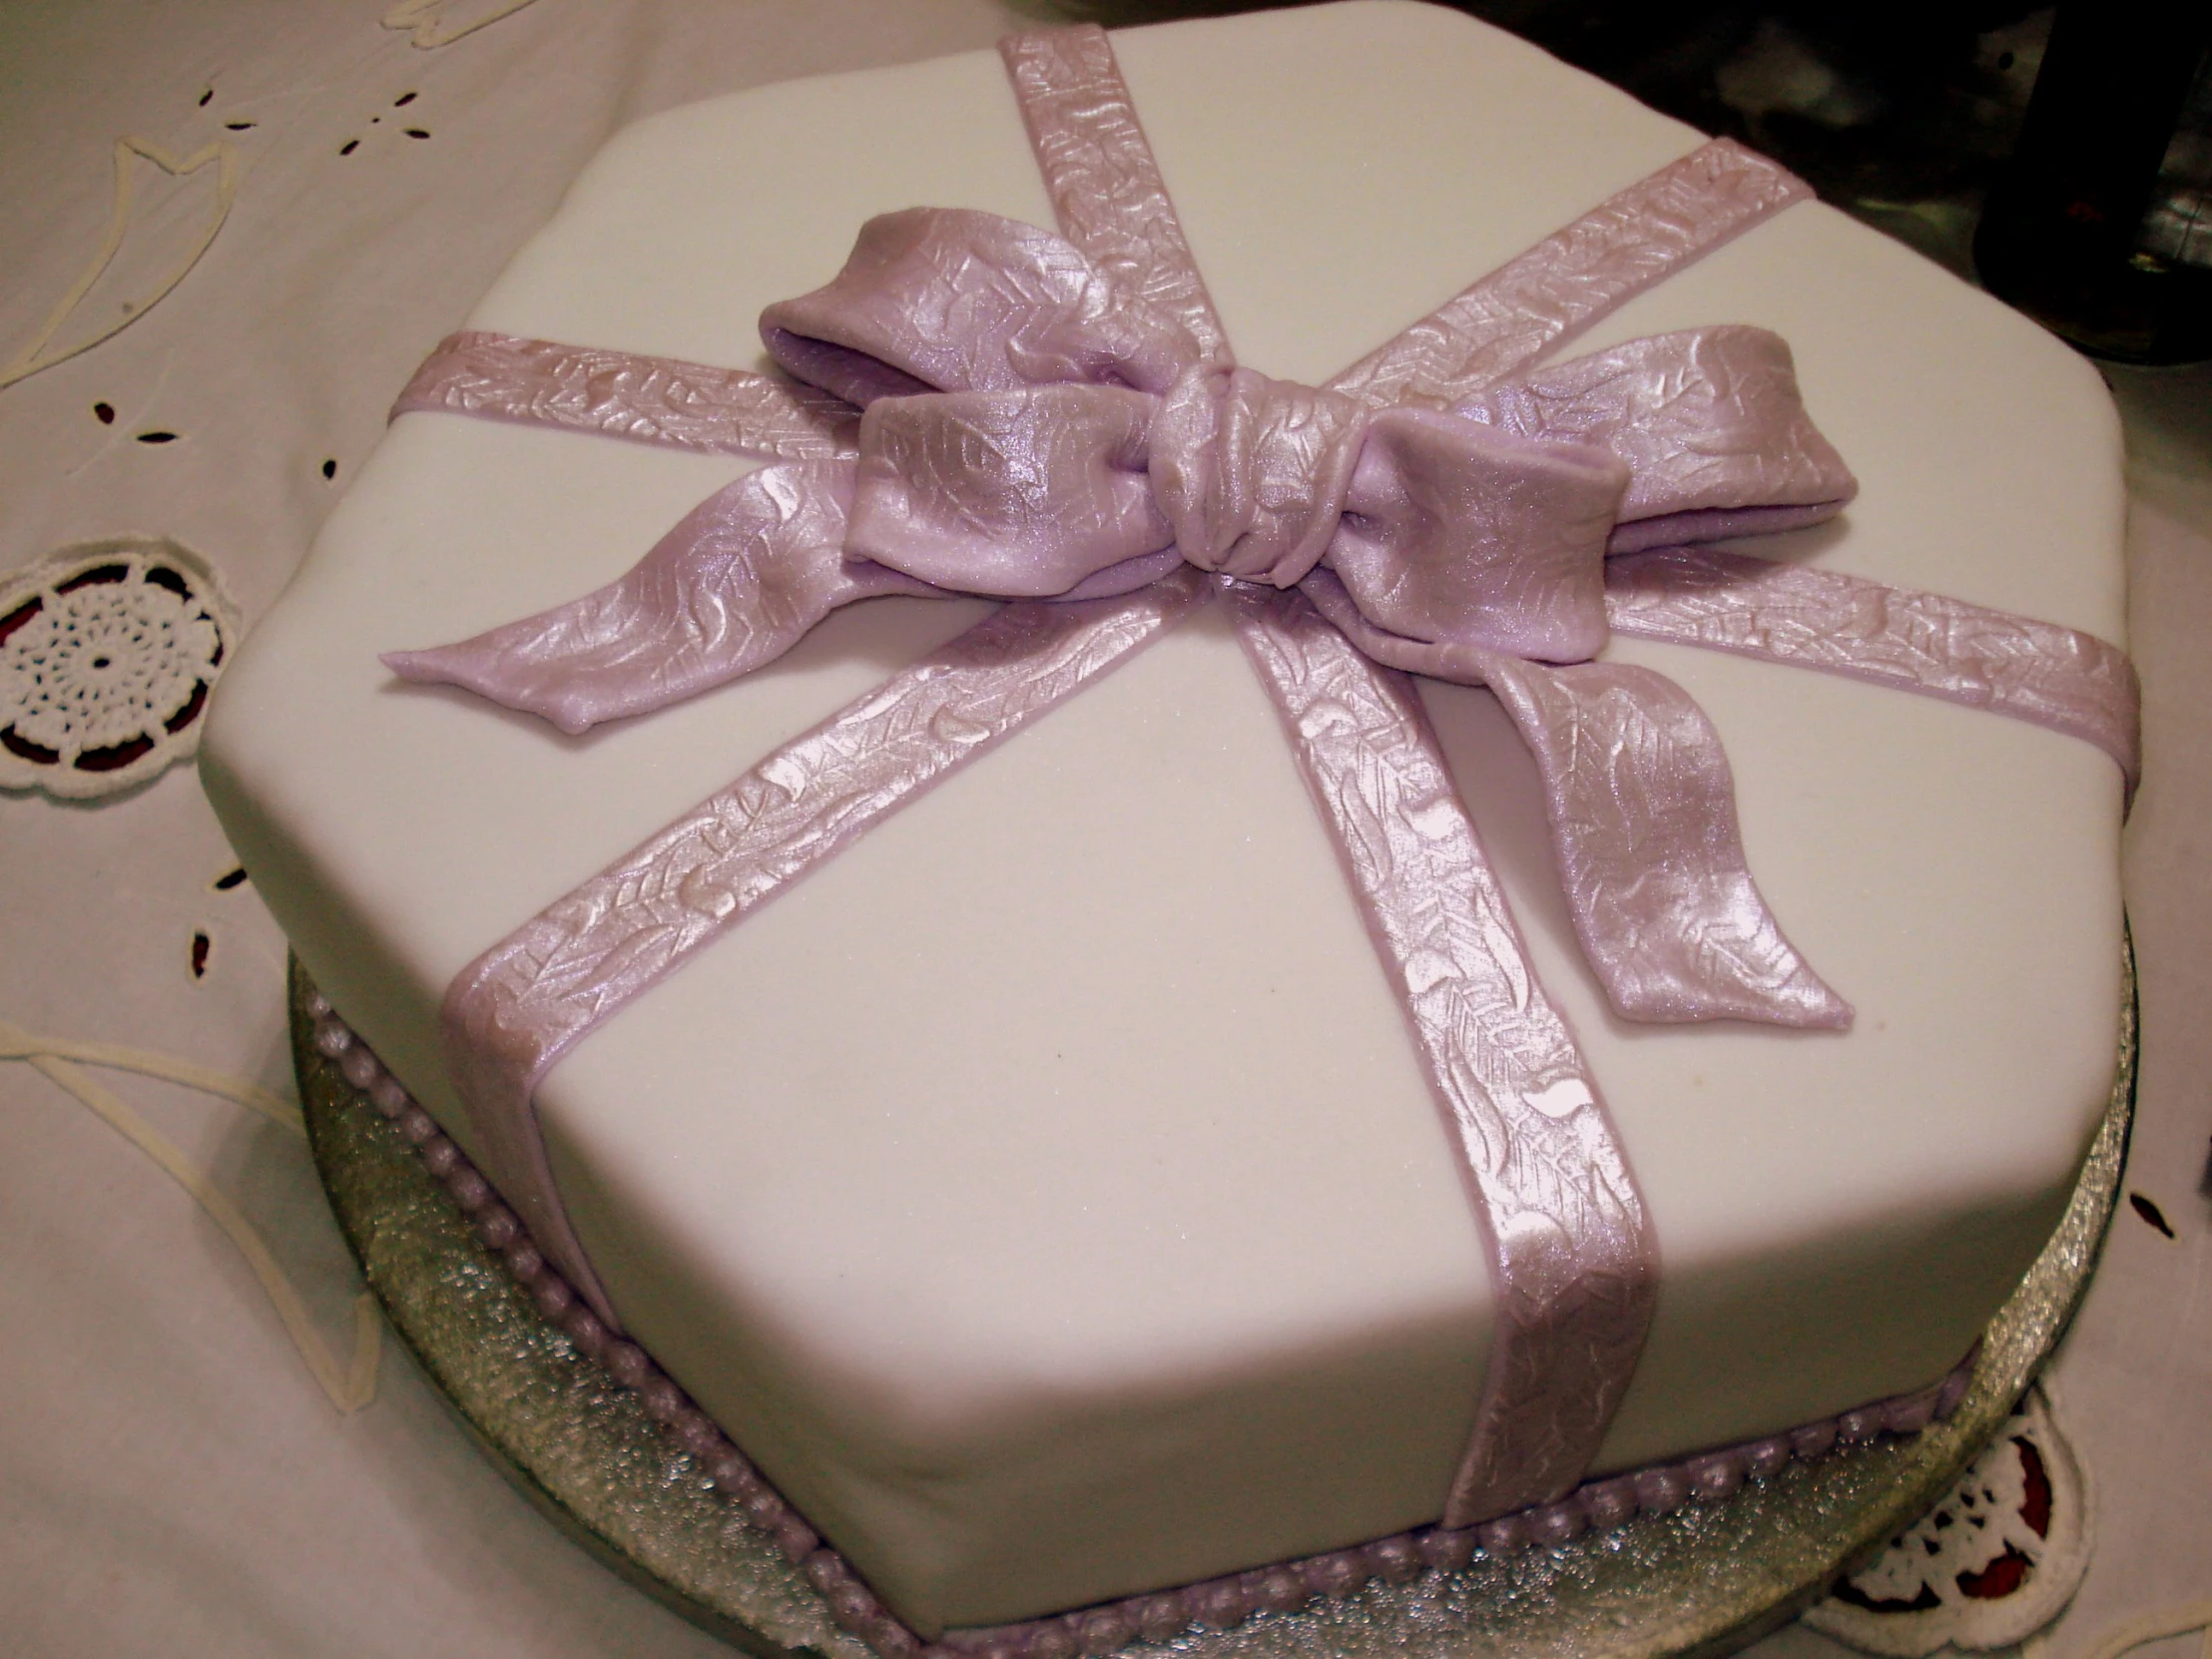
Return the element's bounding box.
[1804,1382,2090,1655]
[0,538,241,801]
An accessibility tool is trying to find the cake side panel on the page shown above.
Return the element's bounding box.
[538,608,1500,1630]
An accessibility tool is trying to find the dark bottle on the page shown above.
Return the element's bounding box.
[1974,1,2212,365]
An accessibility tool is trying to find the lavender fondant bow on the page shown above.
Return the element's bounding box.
[389,207,1866,1030]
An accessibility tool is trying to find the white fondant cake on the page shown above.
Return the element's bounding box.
[202,0,2127,1637]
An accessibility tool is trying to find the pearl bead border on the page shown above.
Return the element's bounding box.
[307,999,1972,1659]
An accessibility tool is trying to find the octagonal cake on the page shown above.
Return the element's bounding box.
[202,0,2128,1634]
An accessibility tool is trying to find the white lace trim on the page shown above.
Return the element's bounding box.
[1804,1382,2090,1655]
[0,538,241,800]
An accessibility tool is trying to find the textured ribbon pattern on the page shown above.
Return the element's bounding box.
[382,23,2139,1532]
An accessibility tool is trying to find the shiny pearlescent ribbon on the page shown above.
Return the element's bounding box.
[384,25,2139,1528]
[993,27,1658,1520]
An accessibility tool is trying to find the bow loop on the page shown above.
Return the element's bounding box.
[1328,408,1627,664]
[847,384,1171,597]
[1452,327,1857,553]
[760,208,1200,404]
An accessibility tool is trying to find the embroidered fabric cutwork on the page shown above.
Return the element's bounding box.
[1,1017,380,1414]
[2060,1599,2212,1659]
[0,138,240,391]
[0,538,241,801]
[1804,1383,2090,1655]
[381,0,544,51]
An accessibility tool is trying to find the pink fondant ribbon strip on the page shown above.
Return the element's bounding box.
[1228,582,1656,1523]
[1607,546,2141,797]
[1326,137,1809,411]
[384,23,2140,1528]
[395,328,857,459]
[995,29,1661,1519]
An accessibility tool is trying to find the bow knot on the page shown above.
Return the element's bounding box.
[1151,364,1368,587]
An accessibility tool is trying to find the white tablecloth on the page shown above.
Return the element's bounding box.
[3,4,2207,1654]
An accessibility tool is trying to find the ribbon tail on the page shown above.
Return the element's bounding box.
[383,460,948,735]
[1224,580,1655,1522]
[1478,653,1853,1030]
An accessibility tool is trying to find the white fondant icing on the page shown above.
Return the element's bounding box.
[202,0,2127,1633]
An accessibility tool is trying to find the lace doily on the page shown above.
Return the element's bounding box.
[1805,1382,2091,1655]
[0,538,242,801]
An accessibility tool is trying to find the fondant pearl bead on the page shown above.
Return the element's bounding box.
[1740,1436,1792,1478]
[474,1206,519,1250]
[1883,1390,1936,1433]
[742,1486,787,1526]
[339,1046,380,1090]
[1075,1605,1135,1654]
[1578,1476,1639,1530]
[604,1341,650,1388]
[305,991,332,1018]
[1633,1466,1688,1514]
[1366,1534,1420,1583]
[420,1136,460,1178]
[672,1408,719,1456]
[640,1376,687,1422]
[864,1616,922,1659]
[706,1449,752,1491]
[1685,1452,1743,1502]
[828,1581,880,1631]
[367,1075,410,1117]
[533,1277,574,1321]
[1415,1527,1477,1570]
[1789,1418,1839,1459]
[312,1016,351,1057]
[560,1303,607,1356]
[1129,1591,1188,1642]
[774,1515,821,1563]
[1298,1550,1366,1597]
[446,1167,490,1212]
[1476,1512,1528,1554]
[718,1463,769,1505]
[1836,1405,1885,1444]
[1249,1565,1309,1612]
[1189,1576,1253,1629]
[803,1550,851,1595]
[398,1107,437,1145]
[502,1240,544,1283]
[1027,1618,1080,1659]
[1529,1500,1586,1546]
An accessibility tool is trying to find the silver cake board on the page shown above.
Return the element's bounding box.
[293,948,2135,1659]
